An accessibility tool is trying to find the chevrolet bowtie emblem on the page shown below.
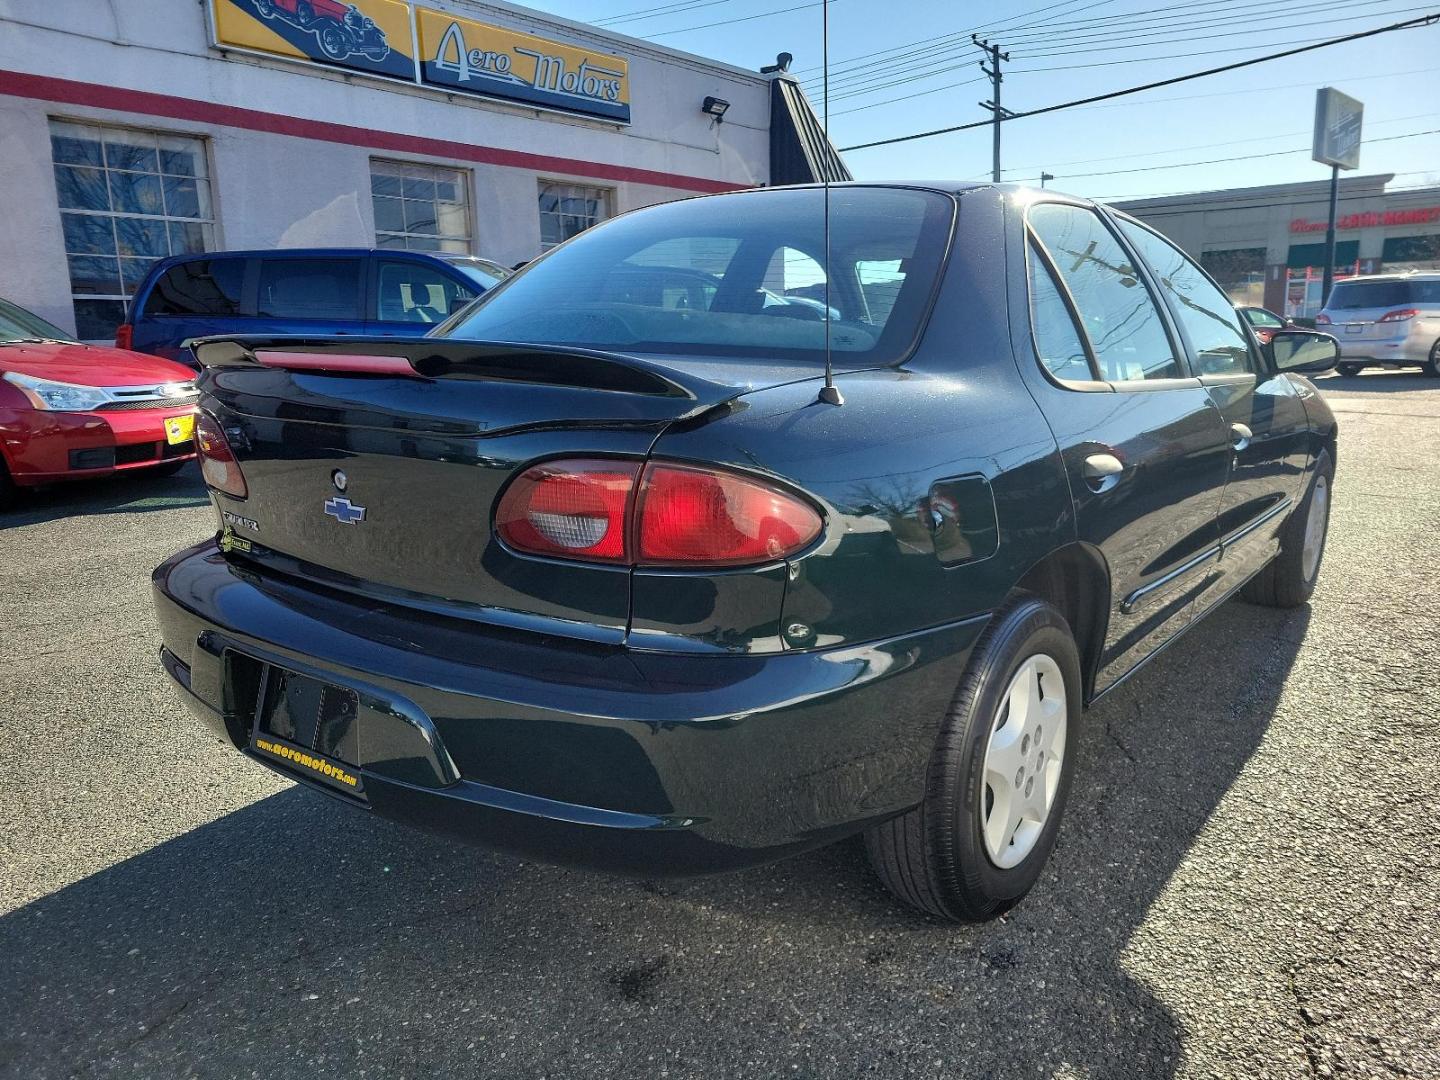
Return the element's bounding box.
[323,496,367,525]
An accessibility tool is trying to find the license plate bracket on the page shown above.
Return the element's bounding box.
[248,662,364,798]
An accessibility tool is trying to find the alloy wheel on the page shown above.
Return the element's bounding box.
[979,653,1067,869]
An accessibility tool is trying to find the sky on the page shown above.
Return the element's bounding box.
[537,0,1440,201]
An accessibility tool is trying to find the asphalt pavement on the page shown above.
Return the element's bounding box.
[1,369,1437,1080]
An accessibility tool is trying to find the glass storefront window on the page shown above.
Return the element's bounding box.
[371,160,472,254]
[538,181,611,251]
[49,120,214,339]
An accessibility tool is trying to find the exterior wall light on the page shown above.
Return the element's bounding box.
[702,96,731,123]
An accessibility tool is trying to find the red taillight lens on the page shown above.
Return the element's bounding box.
[1377,308,1418,323]
[496,459,640,563]
[1315,313,1332,325]
[495,458,823,567]
[114,324,133,350]
[196,412,248,498]
[637,463,821,566]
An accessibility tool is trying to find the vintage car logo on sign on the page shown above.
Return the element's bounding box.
[323,496,367,524]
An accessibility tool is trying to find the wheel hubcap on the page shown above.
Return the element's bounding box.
[979,654,1067,869]
[1302,474,1329,582]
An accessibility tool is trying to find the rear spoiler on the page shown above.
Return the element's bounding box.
[191,336,723,401]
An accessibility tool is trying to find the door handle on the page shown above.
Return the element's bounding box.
[1082,452,1124,493]
[1230,423,1252,451]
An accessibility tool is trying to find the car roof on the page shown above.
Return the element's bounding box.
[1330,272,1440,282]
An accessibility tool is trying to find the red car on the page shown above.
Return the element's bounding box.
[0,297,199,509]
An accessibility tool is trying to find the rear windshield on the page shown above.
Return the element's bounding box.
[0,298,73,343]
[1327,279,1440,309]
[143,258,245,316]
[443,187,954,364]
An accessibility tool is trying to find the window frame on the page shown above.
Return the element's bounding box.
[370,158,475,255]
[1023,198,1195,392]
[537,179,614,252]
[1106,207,1266,381]
[48,117,218,339]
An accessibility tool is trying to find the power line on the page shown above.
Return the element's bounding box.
[1092,177,1440,211]
[838,12,1440,152]
[830,76,988,117]
[595,0,733,26]
[1010,127,1440,183]
[641,0,838,37]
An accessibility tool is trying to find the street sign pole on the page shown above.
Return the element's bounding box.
[1322,164,1339,304]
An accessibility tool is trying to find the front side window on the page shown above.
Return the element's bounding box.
[376,261,475,324]
[1118,218,1254,376]
[49,120,214,338]
[538,181,612,251]
[372,160,471,254]
[256,259,362,320]
[1027,203,1180,383]
[1242,308,1285,329]
[447,187,953,366]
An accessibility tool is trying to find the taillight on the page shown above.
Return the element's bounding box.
[495,458,822,567]
[1315,313,1332,325]
[1378,308,1418,323]
[495,459,639,563]
[196,412,248,498]
[637,463,822,565]
[115,324,133,350]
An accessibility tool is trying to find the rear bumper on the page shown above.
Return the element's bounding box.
[152,540,983,875]
[1335,323,1436,364]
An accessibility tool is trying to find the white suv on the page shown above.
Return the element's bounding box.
[1317,272,1440,377]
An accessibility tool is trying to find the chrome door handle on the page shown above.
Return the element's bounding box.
[1230,423,1252,451]
[1082,452,1124,493]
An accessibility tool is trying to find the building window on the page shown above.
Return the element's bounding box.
[371,160,471,253]
[1381,234,1440,272]
[538,181,611,251]
[49,120,214,339]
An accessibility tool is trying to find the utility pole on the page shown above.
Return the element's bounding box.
[974,35,1012,183]
[1040,172,1054,188]
[1321,164,1340,303]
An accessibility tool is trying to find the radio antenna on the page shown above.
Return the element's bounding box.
[816,0,843,406]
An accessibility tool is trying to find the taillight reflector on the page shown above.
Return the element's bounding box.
[1377,308,1418,323]
[1315,313,1332,325]
[495,458,822,568]
[196,412,248,498]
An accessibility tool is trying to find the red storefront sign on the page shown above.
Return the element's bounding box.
[1290,206,1440,233]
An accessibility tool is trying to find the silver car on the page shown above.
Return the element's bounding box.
[1318,272,1440,377]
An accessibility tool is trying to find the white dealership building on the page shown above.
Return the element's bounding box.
[0,0,846,339]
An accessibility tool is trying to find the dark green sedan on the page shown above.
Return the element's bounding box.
[152,184,1339,921]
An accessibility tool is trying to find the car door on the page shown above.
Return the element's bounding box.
[1113,215,1313,611]
[251,255,368,338]
[369,257,478,336]
[1021,201,1232,695]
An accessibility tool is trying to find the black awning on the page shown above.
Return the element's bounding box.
[769,77,852,186]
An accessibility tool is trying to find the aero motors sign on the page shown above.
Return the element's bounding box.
[416,8,629,123]
[209,0,631,123]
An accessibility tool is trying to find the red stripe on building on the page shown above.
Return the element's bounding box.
[0,69,739,194]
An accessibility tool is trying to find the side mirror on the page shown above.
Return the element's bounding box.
[1267,329,1339,374]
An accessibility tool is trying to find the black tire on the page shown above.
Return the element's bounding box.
[864,596,1082,922]
[0,456,16,512]
[1424,340,1440,378]
[1240,449,1333,609]
[294,1,314,26]
[1337,362,1363,377]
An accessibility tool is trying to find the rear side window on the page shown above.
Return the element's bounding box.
[142,258,245,316]
[1117,219,1255,377]
[445,187,954,366]
[1026,243,1093,382]
[1244,308,1284,329]
[257,259,362,320]
[1028,203,1180,383]
[1327,280,1440,309]
[376,261,475,324]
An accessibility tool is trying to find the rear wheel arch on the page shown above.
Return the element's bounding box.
[1012,543,1110,704]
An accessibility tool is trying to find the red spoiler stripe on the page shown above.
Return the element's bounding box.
[253,351,419,376]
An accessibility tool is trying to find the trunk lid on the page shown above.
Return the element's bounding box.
[194,336,819,638]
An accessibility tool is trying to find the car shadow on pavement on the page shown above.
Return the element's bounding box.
[1,463,208,529]
[1317,369,1435,391]
[0,601,1312,1079]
